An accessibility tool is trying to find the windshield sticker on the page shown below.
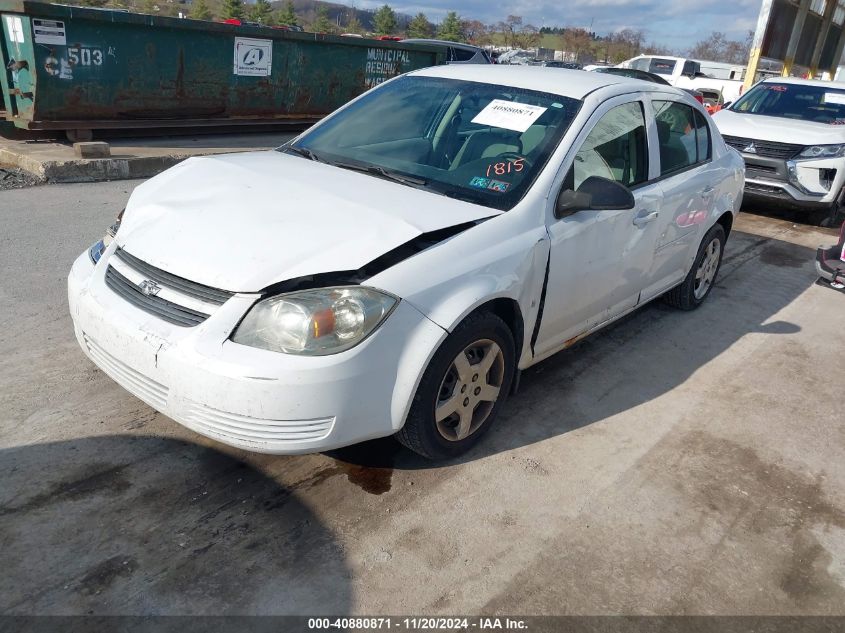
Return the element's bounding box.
[471,99,548,133]
[469,176,510,192]
[763,84,787,92]
[823,92,845,105]
[485,158,525,178]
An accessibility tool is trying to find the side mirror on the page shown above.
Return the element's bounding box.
[555,176,636,219]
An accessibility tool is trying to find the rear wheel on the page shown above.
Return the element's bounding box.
[397,311,515,460]
[665,224,726,310]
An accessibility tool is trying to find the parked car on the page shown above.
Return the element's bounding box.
[400,39,492,64]
[536,60,583,70]
[618,55,744,104]
[590,66,706,105]
[69,66,743,460]
[713,77,845,225]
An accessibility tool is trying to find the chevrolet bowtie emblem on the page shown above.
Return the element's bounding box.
[138,279,162,297]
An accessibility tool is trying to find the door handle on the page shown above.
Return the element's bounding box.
[702,185,715,194]
[633,211,659,227]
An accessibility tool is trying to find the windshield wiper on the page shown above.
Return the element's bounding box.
[331,161,428,187]
[281,145,323,162]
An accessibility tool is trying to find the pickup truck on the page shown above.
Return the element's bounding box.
[619,55,744,106]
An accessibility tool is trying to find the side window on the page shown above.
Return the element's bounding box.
[568,101,648,190]
[452,47,477,62]
[652,100,699,175]
[694,109,712,162]
[631,58,650,71]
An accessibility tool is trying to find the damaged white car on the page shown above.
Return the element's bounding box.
[69,65,743,460]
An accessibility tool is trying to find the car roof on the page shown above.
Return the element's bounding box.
[402,38,481,50]
[409,64,668,99]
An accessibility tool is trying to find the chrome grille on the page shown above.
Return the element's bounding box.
[105,265,210,327]
[723,135,802,159]
[114,249,234,305]
[104,248,235,327]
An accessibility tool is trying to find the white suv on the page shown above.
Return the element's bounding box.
[713,77,845,225]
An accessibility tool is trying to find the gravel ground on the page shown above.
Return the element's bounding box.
[0,166,41,190]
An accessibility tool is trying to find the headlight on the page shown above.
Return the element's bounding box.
[232,287,398,355]
[88,208,124,264]
[798,144,845,159]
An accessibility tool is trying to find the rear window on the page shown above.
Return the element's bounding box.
[648,58,678,76]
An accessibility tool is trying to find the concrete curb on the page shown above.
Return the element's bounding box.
[0,131,297,183]
[0,148,197,183]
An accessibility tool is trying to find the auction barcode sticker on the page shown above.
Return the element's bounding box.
[471,99,547,133]
[824,92,845,105]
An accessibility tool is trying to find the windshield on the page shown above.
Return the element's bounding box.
[730,82,845,123]
[285,75,582,211]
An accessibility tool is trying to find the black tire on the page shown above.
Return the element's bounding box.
[396,310,516,460]
[665,224,726,311]
[818,202,845,228]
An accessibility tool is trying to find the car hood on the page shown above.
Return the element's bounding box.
[117,151,499,292]
[712,109,845,145]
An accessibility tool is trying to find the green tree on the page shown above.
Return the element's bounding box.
[249,0,272,23]
[190,0,213,20]
[406,12,431,38]
[344,10,364,34]
[437,11,462,42]
[276,0,298,26]
[312,4,333,32]
[221,0,243,20]
[372,4,396,35]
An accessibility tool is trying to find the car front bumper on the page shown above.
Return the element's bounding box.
[68,248,446,454]
[743,154,845,210]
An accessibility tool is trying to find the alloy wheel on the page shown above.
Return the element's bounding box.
[694,237,721,300]
[434,339,505,442]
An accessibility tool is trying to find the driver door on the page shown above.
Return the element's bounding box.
[533,96,664,358]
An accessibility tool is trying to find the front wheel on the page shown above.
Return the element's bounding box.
[817,202,845,228]
[397,311,515,460]
[665,224,726,310]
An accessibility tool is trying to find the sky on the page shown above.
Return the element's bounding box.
[351,0,764,51]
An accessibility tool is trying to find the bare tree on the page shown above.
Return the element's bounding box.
[498,15,523,48]
[462,19,489,45]
[559,28,592,63]
[687,30,753,64]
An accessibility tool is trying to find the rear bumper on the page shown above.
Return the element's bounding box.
[68,249,446,454]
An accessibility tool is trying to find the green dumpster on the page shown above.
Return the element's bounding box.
[0,0,445,139]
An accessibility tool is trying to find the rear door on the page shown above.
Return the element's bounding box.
[641,98,716,301]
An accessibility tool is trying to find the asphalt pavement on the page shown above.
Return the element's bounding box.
[1,180,844,615]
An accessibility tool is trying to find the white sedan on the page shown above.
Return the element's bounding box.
[68,66,744,460]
